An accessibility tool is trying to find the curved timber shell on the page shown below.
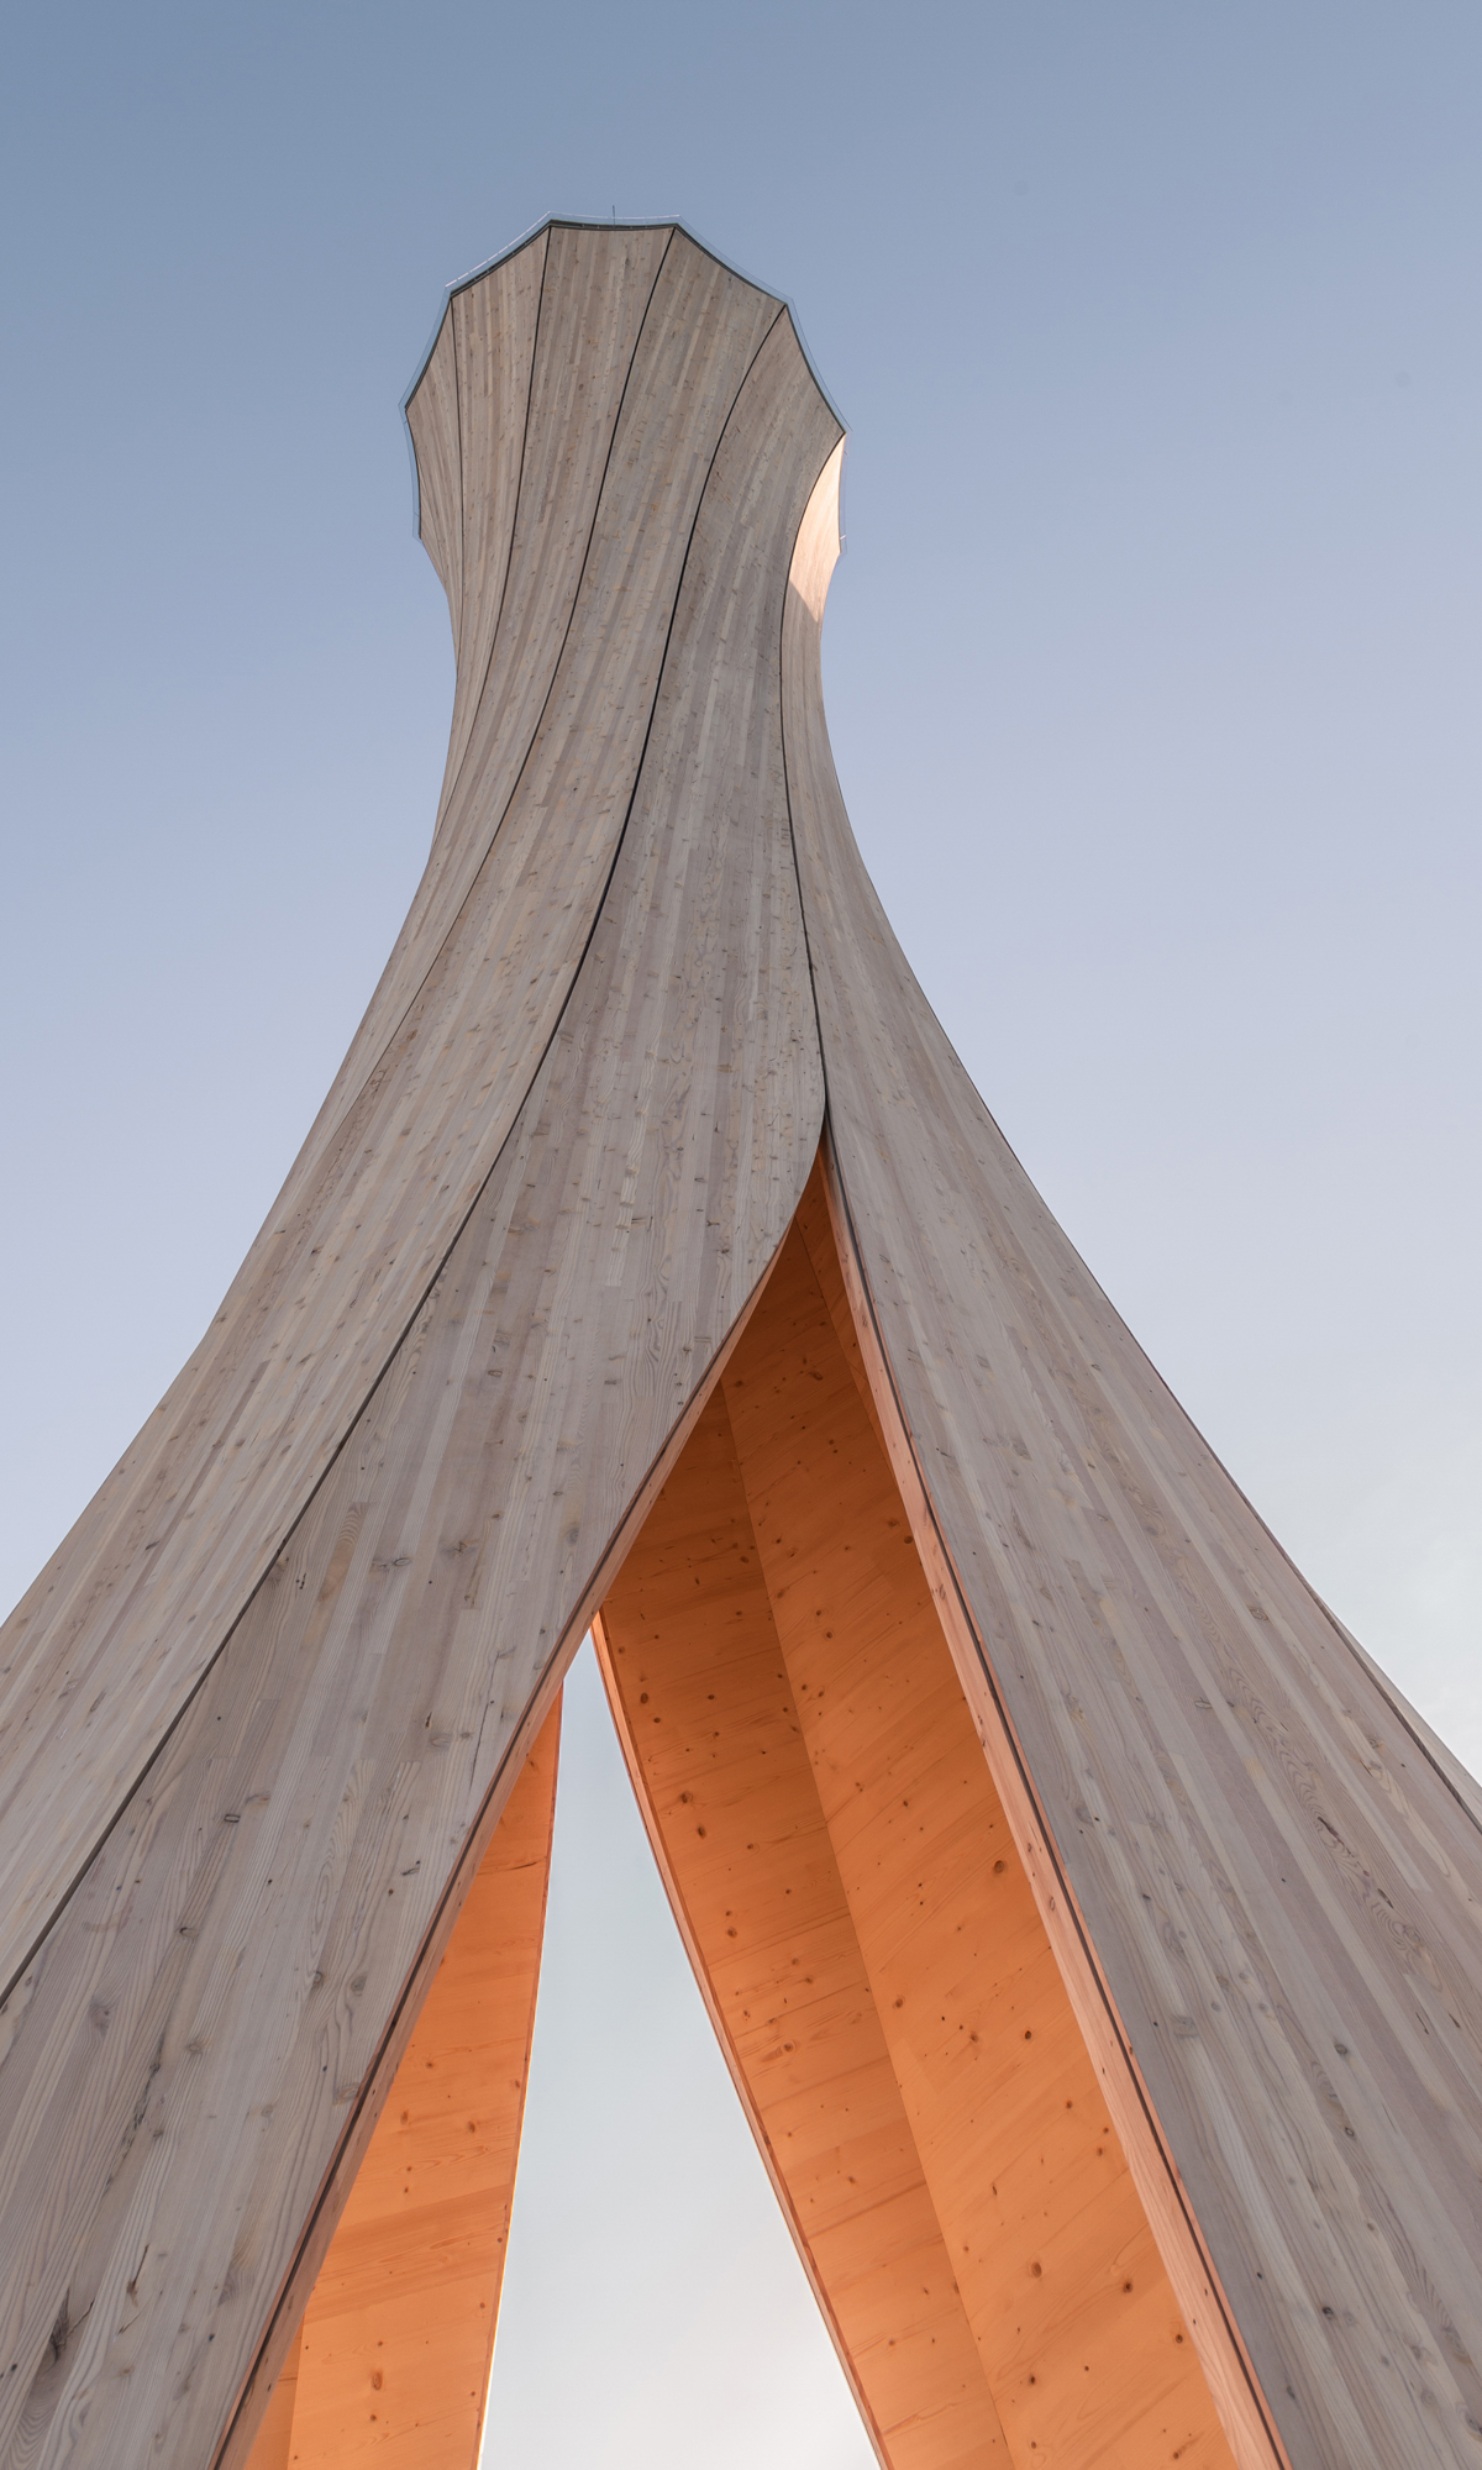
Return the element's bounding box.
[3,219,1482,2470]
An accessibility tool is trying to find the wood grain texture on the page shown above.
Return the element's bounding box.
[783,445,1482,2469]
[242,1705,559,2470]
[600,1193,1237,2467]
[0,222,817,2013]
[0,230,838,2469]
[596,1384,1010,2470]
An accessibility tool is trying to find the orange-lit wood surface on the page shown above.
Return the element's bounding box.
[598,1180,1236,2468]
[246,1706,558,2470]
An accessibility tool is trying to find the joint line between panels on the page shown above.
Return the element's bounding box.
[369,221,670,1086]
[774,440,842,1126]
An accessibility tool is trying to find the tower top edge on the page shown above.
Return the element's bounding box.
[399,214,846,437]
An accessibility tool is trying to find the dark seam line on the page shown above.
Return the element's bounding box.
[776,398,841,1125]
[311,232,552,1142]
[420,222,675,901]
[449,280,466,615]
[816,1128,1288,2463]
[318,222,676,1165]
[212,326,818,2428]
[443,222,551,791]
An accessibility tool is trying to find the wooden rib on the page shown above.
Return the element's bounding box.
[595,1391,1010,2470]
[243,1704,559,2470]
[599,1192,1238,2467]
[784,448,1482,2467]
[0,226,807,2014]
[0,292,837,2470]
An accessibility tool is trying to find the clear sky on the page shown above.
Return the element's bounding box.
[3,4,1480,2460]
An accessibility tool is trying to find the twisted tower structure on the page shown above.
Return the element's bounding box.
[3,221,1481,2470]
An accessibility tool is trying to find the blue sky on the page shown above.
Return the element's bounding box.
[3,5,1480,2458]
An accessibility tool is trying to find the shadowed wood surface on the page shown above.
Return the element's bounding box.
[783,449,1482,2469]
[0,225,837,2470]
[243,1706,558,2470]
[600,1189,1236,2468]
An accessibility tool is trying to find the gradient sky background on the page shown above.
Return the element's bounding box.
[3,4,1480,2460]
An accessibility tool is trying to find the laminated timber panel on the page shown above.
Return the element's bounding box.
[0,232,838,2470]
[598,1190,1237,2469]
[244,1705,559,2470]
[0,222,795,2004]
[783,450,1482,2467]
[596,1388,1011,2469]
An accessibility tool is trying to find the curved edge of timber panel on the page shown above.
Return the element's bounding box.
[781,440,1482,2469]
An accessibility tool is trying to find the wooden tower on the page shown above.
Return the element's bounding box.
[3,220,1481,2470]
